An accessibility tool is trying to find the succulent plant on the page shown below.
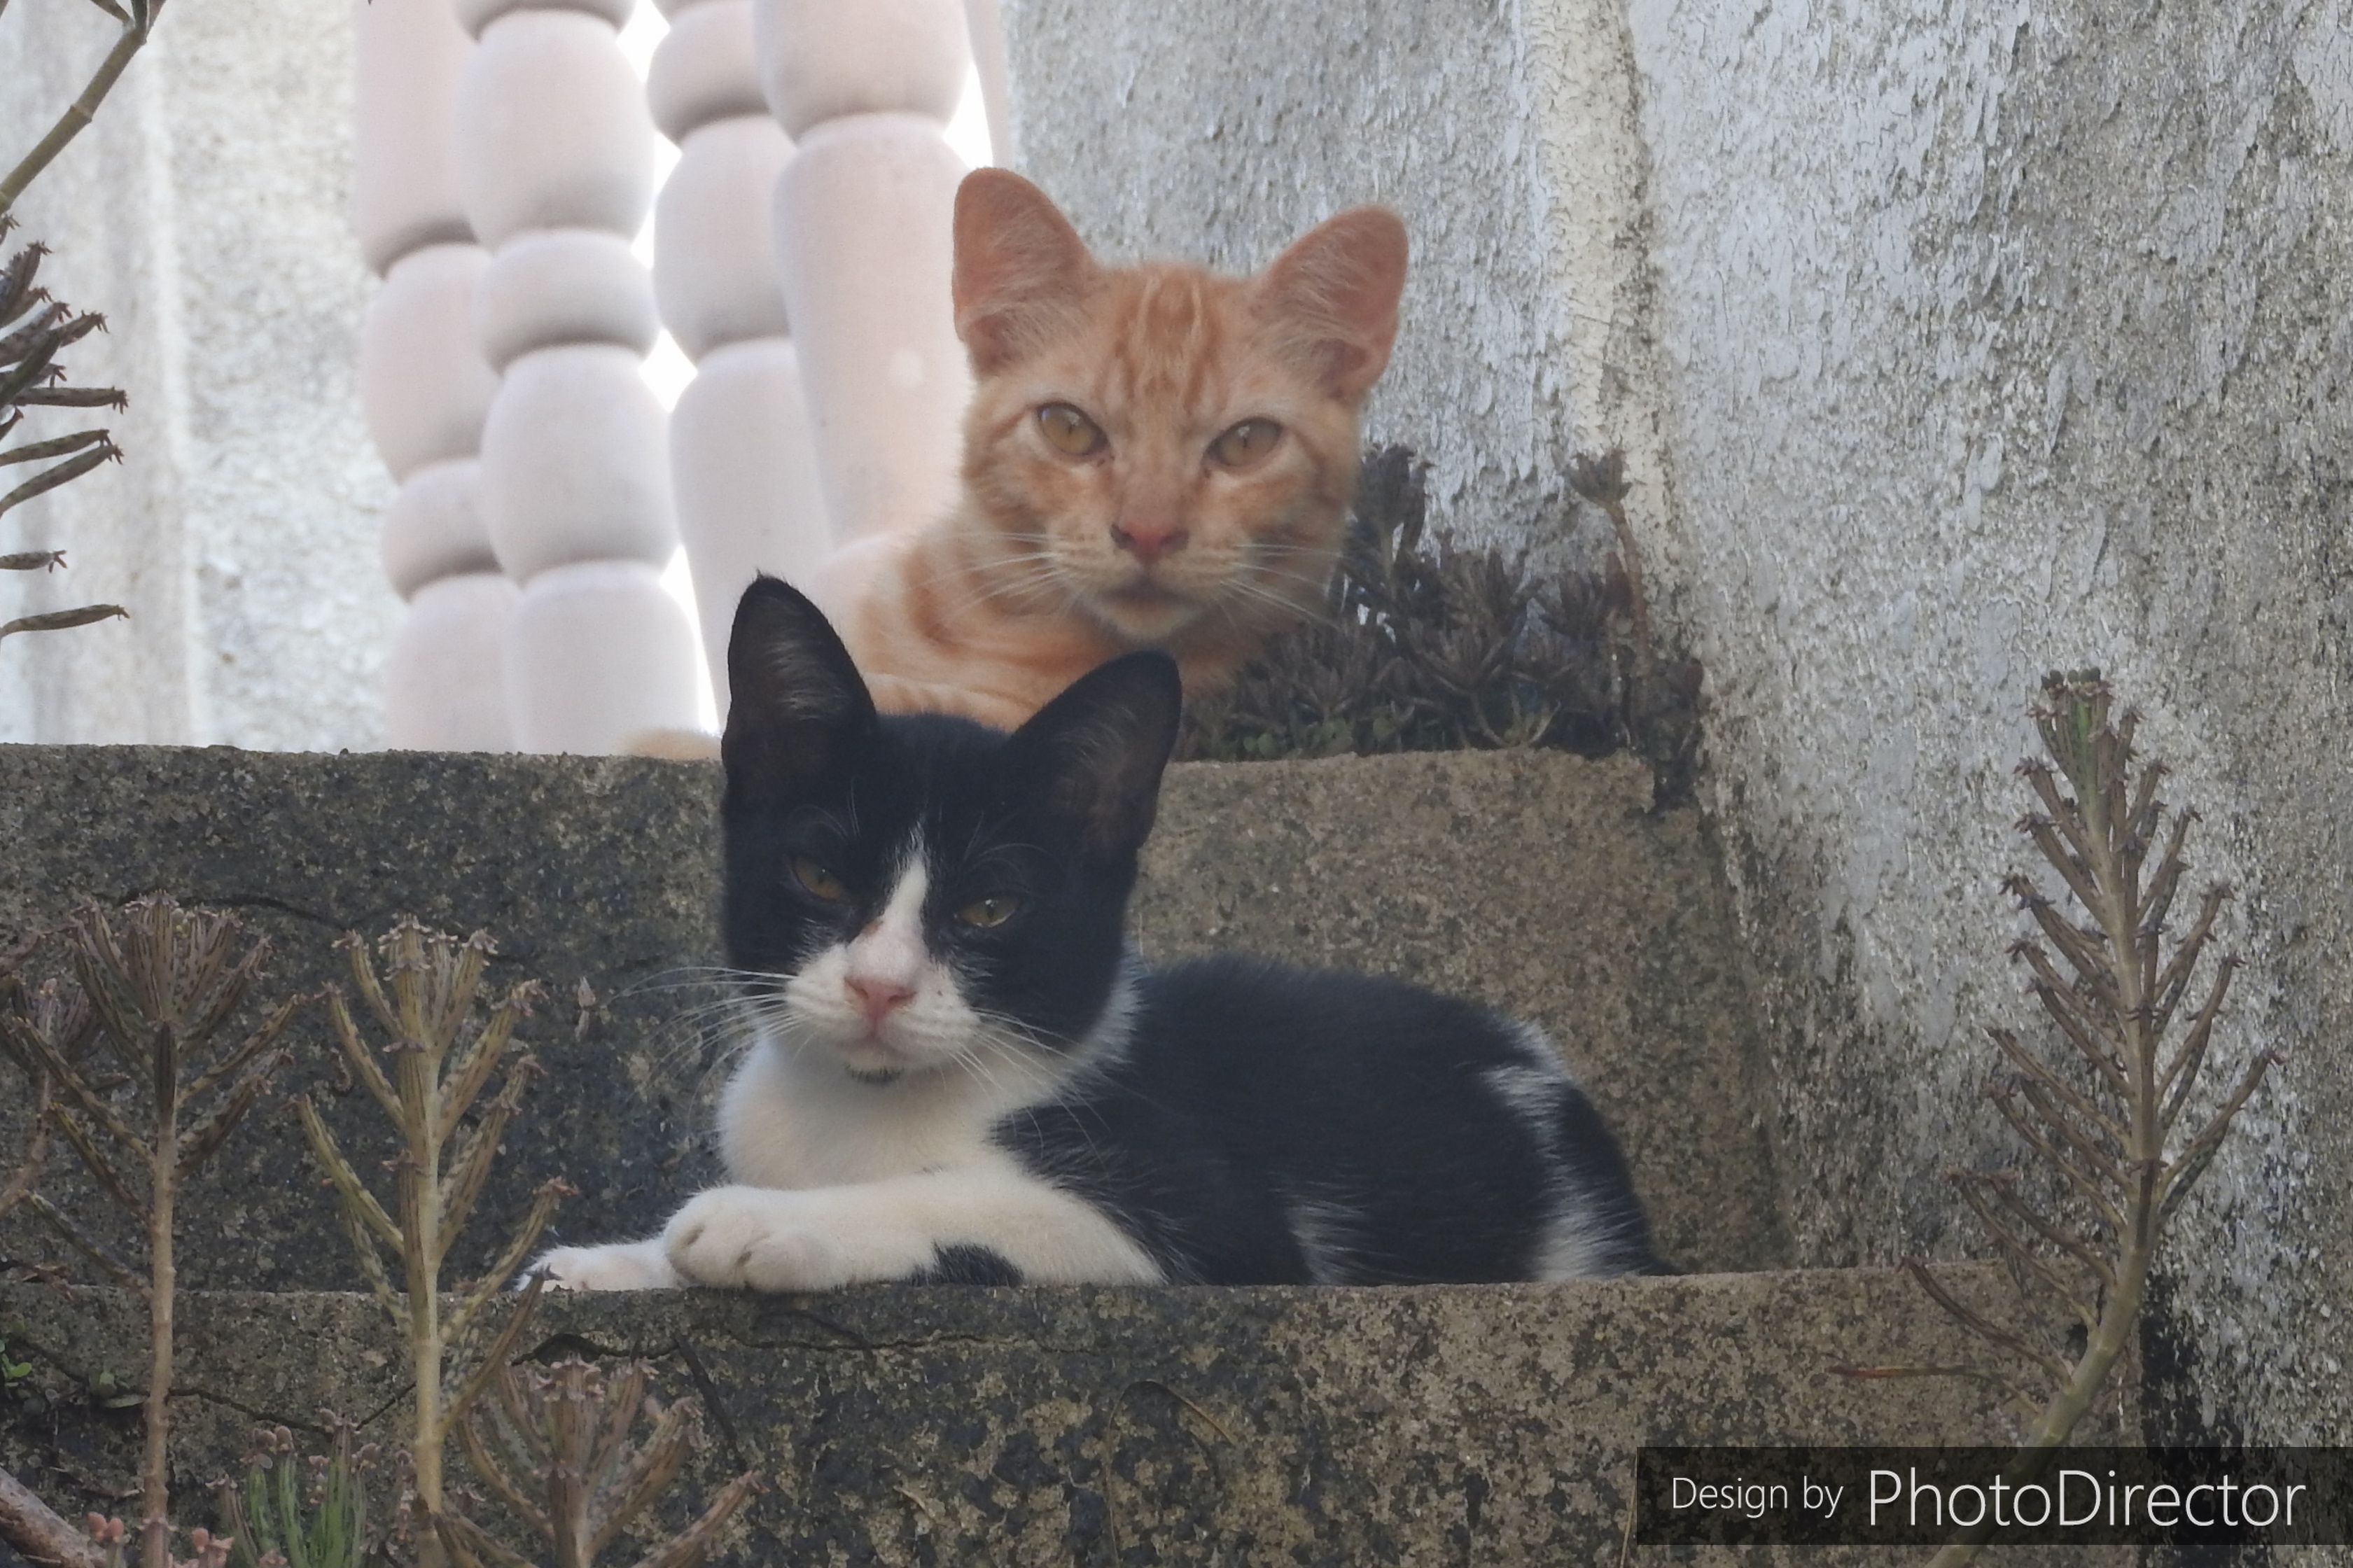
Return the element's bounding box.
[1178,445,1707,807]
[215,1416,381,1568]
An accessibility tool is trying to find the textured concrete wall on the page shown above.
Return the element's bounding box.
[0,0,395,748]
[2,1270,2051,1566]
[1624,0,2350,1449]
[998,0,1671,566]
[1004,0,2353,1446]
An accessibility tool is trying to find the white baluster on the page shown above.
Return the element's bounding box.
[354,0,517,750]
[454,0,701,754]
[752,0,973,544]
[961,0,1011,167]
[650,0,827,709]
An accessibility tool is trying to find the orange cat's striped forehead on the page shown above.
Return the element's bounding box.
[1014,262,1292,440]
[1098,265,1233,410]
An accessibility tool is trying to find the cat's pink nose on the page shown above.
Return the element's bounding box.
[846,973,915,1026]
[1110,519,1188,564]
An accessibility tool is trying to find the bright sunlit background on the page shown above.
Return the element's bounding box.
[615,5,995,733]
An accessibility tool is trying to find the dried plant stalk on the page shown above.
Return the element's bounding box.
[0,966,93,1224]
[0,0,164,220]
[1837,672,2272,1566]
[0,0,155,653]
[1,603,125,640]
[433,1359,759,1568]
[0,944,101,1568]
[0,227,129,645]
[293,919,565,1563]
[0,899,300,1568]
[0,1466,104,1568]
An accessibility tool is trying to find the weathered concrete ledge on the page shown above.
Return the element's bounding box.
[0,743,1782,1289]
[0,1265,2089,1566]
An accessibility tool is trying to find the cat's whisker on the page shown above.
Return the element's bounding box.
[1242,561,1343,594]
[928,556,1075,620]
[1227,560,1332,596]
[948,1043,1011,1100]
[643,990,790,1041]
[1216,578,1327,627]
[906,544,1047,593]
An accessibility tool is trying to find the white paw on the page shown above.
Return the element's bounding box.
[663,1186,849,1292]
[529,1240,680,1292]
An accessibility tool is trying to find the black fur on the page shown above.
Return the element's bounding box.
[1000,959,1661,1282]
[908,1244,1026,1285]
[721,580,1169,1057]
[720,575,1663,1284]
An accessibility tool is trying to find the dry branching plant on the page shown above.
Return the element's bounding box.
[0,0,165,222]
[1177,446,1705,806]
[0,1466,105,1568]
[0,899,301,1568]
[0,953,105,1568]
[0,227,127,645]
[293,920,567,1562]
[0,0,167,648]
[0,957,90,1228]
[1838,671,2274,1565]
[433,1359,759,1568]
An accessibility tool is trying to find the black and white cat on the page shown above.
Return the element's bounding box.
[534,578,1663,1291]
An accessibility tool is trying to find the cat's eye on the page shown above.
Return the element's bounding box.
[1208,418,1283,469]
[1036,402,1108,457]
[956,894,1020,929]
[790,856,850,902]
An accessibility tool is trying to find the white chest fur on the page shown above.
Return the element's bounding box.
[715,1022,1054,1189]
[530,974,1157,1293]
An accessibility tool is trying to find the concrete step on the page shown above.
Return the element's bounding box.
[0,743,1783,1289]
[0,1265,2070,1566]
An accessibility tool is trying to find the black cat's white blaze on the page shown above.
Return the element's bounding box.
[533,575,1663,1291]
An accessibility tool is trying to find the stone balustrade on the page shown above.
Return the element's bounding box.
[649,0,827,709]
[355,0,515,750]
[452,0,702,753]
[753,0,975,545]
[361,0,1000,745]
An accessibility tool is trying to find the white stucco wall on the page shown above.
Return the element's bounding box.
[1007,0,2353,1446]
[0,0,395,748]
[1621,0,2352,1445]
[998,1,1655,560]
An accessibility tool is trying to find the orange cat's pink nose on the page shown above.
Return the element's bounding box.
[1110,519,1188,563]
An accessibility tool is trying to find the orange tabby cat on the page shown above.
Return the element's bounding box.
[812,169,1409,729]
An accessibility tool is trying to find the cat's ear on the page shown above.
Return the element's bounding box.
[722,575,877,792]
[953,169,1098,375]
[1251,206,1409,402]
[1007,651,1182,864]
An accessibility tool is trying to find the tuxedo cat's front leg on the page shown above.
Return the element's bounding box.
[664,1158,1162,1291]
[534,1238,680,1291]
